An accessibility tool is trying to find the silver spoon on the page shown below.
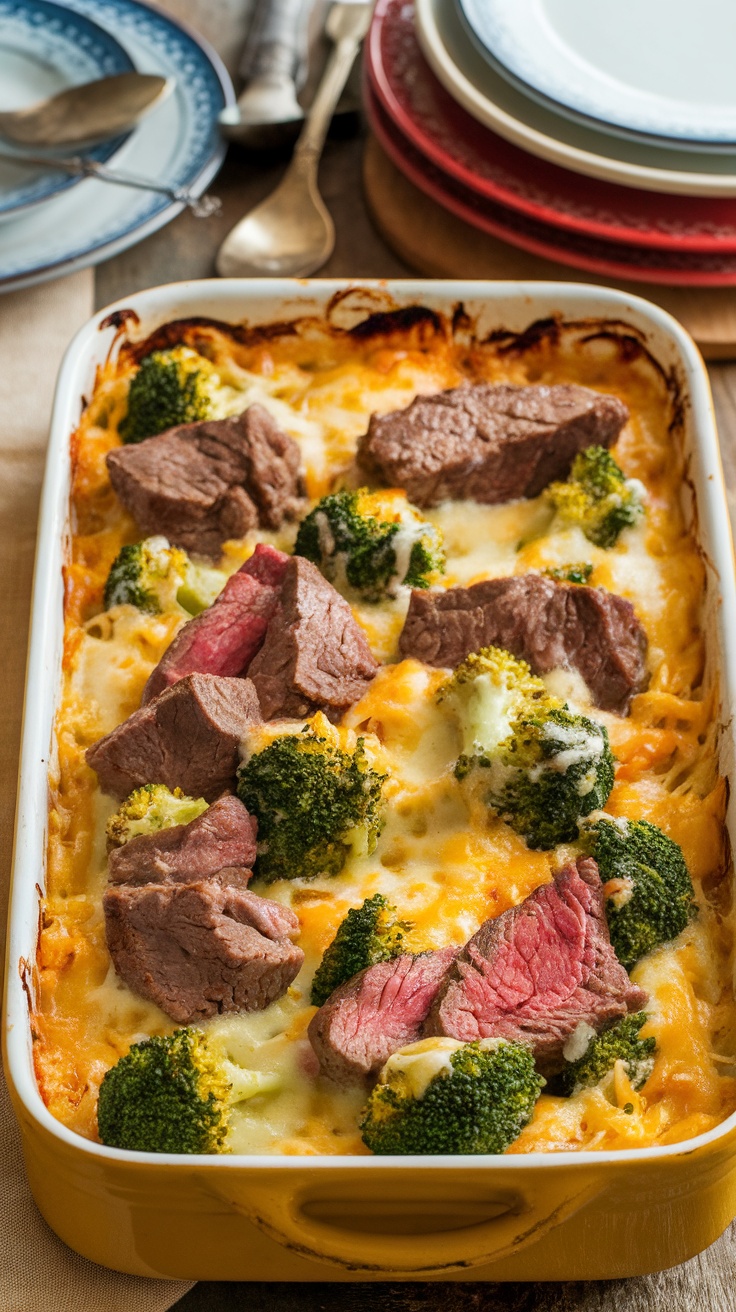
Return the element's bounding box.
[216,1,372,278]
[0,72,173,150]
[218,0,306,149]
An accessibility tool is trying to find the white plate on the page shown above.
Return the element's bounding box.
[0,0,134,219]
[0,0,233,292]
[456,0,736,150]
[415,0,736,197]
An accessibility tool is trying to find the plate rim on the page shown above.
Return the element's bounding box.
[414,0,736,198]
[366,0,736,252]
[0,0,234,293]
[0,0,136,218]
[455,0,736,150]
[366,92,736,287]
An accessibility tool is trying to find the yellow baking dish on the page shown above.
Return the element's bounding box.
[5,279,736,1280]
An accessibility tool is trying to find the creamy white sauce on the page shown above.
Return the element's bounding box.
[562,1021,597,1064]
[390,521,422,591]
[542,667,594,713]
[541,720,605,773]
[380,1038,464,1098]
[426,500,547,585]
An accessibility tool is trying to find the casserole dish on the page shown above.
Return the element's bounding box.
[5,278,736,1281]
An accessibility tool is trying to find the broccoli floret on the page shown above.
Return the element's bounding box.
[546,446,644,548]
[294,488,445,602]
[557,1013,656,1097]
[97,1027,279,1153]
[104,536,186,613]
[579,814,695,969]
[103,535,226,616]
[237,725,386,883]
[441,646,615,849]
[542,562,594,585]
[484,707,615,850]
[360,1037,543,1155]
[439,646,549,762]
[119,346,220,444]
[310,894,411,1007]
[106,783,208,848]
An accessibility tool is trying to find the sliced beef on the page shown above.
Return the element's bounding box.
[248,556,378,720]
[107,794,258,887]
[104,880,304,1023]
[399,573,647,714]
[425,858,647,1077]
[308,946,458,1085]
[86,672,261,802]
[357,383,629,508]
[142,544,288,704]
[106,404,306,559]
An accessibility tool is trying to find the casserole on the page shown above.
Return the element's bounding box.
[5,278,736,1280]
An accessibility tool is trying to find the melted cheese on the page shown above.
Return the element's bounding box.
[380,1038,464,1099]
[33,317,736,1156]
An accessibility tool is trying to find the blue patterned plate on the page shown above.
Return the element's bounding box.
[456,0,736,151]
[0,0,135,217]
[0,0,233,290]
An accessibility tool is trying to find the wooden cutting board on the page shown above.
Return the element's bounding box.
[363,135,736,360]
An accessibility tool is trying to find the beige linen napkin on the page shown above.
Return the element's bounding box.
[0,271,192,1311]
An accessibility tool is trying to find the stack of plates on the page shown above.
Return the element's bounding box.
[0,0,233,293]
[365,0,736,285]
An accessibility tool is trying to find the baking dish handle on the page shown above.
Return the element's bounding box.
[202,1173,603,1274]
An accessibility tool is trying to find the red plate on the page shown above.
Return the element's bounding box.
[366,83,736,286]
[367,0,736,254]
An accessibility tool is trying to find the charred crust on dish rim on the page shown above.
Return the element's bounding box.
[105,304,685,438]
[120,316,302,365]
[345,305,443,339]
[99,308,140,335]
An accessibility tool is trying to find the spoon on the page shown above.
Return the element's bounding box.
[216,2,373,278]
[0,73,173,150]
[218,0,306,150]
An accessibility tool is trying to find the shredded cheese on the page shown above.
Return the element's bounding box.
[33,315,736,1156]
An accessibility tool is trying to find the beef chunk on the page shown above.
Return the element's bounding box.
[425,858,647,1076]
[357,383,629,508]
[144,548,378,724]
[86,673,261,802]
[106,404,305,559]
[108,794,257,887]
[142,544,288,704]
[248,556,378,720]
[308,946,458,1085]
[399,574,648,714]
[104,880,304,1023]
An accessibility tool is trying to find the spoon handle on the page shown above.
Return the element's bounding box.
[239,0,308,85]
[294,3,373,165]
[74,157,222,218]
[0,149,221,218]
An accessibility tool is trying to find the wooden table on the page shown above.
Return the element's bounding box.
[93,20,736,1310]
